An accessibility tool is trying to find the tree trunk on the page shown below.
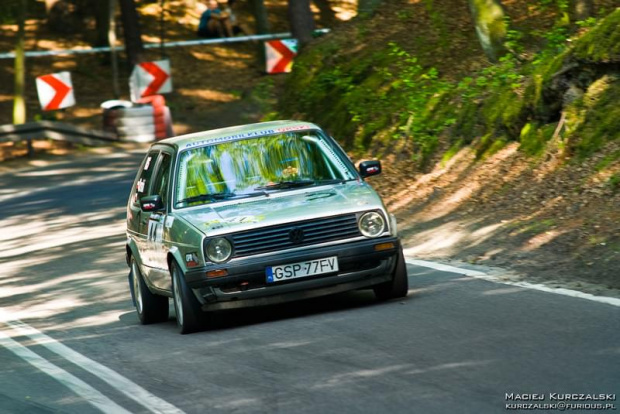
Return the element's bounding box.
[46,0,79,33]
[357,0,382,17]
[109,0,121,98]
[94,0,111,47]
[572,0,593,21]
[249,0,270,34]
[312,0,336,27]
[118,0,144,69]
[468,0,507,62]
[288,0,315,48]
[13,0,26,125]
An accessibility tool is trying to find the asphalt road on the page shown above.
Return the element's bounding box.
[0,149,618,414]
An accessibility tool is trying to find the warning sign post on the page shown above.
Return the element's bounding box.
[36,71,75,111]
[265,39,298,74]
[129,59,173,103]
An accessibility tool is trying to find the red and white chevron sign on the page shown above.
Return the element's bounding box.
[265,39,298,74]
[129,59,173,102]
[35,71,75,111]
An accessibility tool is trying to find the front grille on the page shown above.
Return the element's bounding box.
[232,214,360,257]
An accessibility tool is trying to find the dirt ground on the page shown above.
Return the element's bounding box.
[1,1,618,298]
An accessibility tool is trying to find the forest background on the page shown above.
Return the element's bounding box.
[1,0,619,296]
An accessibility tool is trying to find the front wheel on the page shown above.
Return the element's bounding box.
[373,246,409,301]
[130,257,169,324]
[171,261,205,334]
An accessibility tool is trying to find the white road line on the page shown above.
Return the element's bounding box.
[0,329,132,414]
[406,258,620,308]
[406,259,487,277]
[4,319,185,414]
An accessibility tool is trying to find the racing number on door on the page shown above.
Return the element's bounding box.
[147,215,163,243]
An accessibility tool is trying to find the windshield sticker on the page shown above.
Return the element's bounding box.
[227,215,265,224]
[144,156,152,170]
[204,215,265,229]
[184,125,314,148]
[306,191,336,201]
[204,219,227,231]
[137,178,146,193]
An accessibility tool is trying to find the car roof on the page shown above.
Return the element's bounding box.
[154,120,321,151]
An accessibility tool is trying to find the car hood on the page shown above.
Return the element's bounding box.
[176,182,384,236]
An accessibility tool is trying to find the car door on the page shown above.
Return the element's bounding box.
[128,149,160,267]
[146,151,173,268]
[142,150,174,290]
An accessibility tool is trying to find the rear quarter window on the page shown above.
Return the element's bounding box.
[130,150,159,205]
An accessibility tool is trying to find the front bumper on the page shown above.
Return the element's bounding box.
[185,237,401,311]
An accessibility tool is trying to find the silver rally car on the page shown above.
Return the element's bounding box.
[126,120,408,334]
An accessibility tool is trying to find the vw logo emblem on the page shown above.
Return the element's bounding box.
[289,228,305,244]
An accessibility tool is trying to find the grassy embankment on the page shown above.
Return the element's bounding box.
[274,2,619,174]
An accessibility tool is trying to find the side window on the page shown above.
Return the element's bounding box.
[151,152,172,207]
[131,150,159,205]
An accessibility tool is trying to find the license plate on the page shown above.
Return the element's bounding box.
[266,256,339,283]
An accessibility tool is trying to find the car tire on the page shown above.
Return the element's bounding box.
[373,246,409,301]
[130,257,169,324]
[171,261,204,334]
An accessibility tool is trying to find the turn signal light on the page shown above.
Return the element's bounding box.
[374,242,395,252]
[206,269,228,278]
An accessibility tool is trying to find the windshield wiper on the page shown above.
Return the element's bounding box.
[177,192,235,205]
[242,190,270,198]
[255,180,317,191]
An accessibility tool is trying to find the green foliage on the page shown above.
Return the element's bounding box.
[542,25,569,52]
[572,8,620,62]
[475,133,494,158]
[538,0,569,15]
[519,123,555,156]
[608,173,620,192]
[251,77,279,122]
[480,136,508,159]
[504,20,525,56]
[384,43,456,166]
[568,78,620,158]
[576,17,598,29]
[452,52,527,144]
[441,139,465,166]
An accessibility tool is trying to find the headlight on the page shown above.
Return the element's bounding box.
[358,212,385,238]
[206,237,232,263]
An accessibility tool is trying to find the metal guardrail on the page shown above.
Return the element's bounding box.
[0,29,330,59]
[0,122,118,150]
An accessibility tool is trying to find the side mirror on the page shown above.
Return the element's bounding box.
[359,160,382,178]
[140,195,164,212]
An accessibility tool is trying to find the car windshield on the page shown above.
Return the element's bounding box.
[174,130,356,208]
